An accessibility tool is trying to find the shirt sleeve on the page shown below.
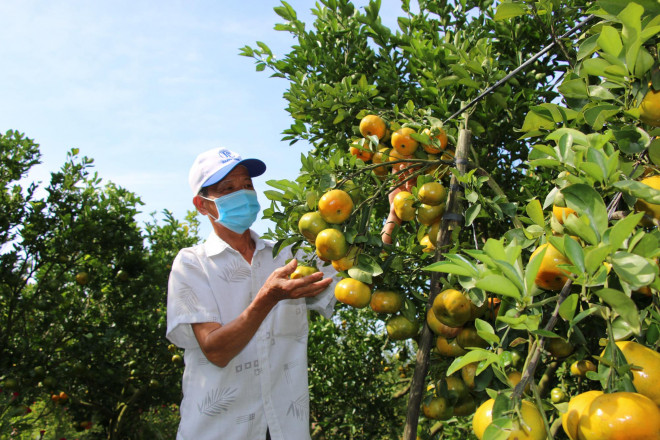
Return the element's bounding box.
[166,248,222,348]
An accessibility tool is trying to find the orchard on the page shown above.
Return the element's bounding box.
[242,0,660,439]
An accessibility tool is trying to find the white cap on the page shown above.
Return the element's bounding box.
[188,147,266,195]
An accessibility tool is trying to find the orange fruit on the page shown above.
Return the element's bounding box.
[507,371,530,393]
[331,246,358,272]
[610,340,660,406]
[577,392,660,440]
[417,203,444,226]
[461,362,479,389]
[371,146,391,177]
[391,127,419,156]
[334,278,371,308]
[473,399,546,440]
[530,242,571,291]
[552,205,576,224]
[418,181,447,206]
[298,211,329,241]
[370,290,403,314]
[386,315,419,340]
[422,396,453,420]
[436,336,467,357]
[456,326,489,349]
[634,175,660,223]
[315,228,348,261]
[359,114,387,139]
[441,376,470,402]
[421,127,448,154]
[432,289,472,328]
[393,191,416,221]
[318,189,354,224]
[290,265,318,279]
[569,359,596,377]
[349,143,373,162]
[639,86,660,127]
[419,235,435,253]
[428,220,441,246]
[546,338,574,358]
[562,390,603,440]
[426,309,462,338]
[453,394,477,417]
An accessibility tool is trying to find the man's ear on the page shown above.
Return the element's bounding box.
[193,195,210,216]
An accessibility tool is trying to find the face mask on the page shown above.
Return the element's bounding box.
[202,189,260,234]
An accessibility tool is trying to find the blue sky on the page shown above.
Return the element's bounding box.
[0,0,406,239]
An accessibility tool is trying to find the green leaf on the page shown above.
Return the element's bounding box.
[423,260,478,277]
[525,244,545,295]
[446,349,494,376]
[562,184,609,239]
[597,25,623,57]
[611,251,658,288]
[564,235,585,274]
[563,213,599,245]
[465,203,481,227]
[584,244,613,276]
[612,180,660,204]
[594,288,641,333]
[475,318,500,345]
[494,2,528,21]
[609,212,644,250]
[559,294,579,321]
[475,275,521,299]
[525,199,545,227]
[583,104,621,130]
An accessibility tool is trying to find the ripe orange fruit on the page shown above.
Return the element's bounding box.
[359,114,387,139]
[473,399,546,440]
[391,127,419,156]
[393,191,416,221]
[562,390,603,440]
[530,242,571,291]
[436,336,468,357]
[370,290,403,314]
[419,235,435,253]
[422,396,453,420]
[428,220,441,246]
[318,189,353,224]
[577,392,660,440]
[609,340,660,406]
[371,146,391,177]
[639,86,660,126]
[334,278,371,308]
[349,143,373,162]
[417,203,445,226]
[426,309,462,338]
[421,127,448,154]
[386,315,419,340]
[506,371,530,393]
[634,175,660,223]
[441,376,470,402]
[59,391,69,401]
[569,359,596,377]
[418,181,447,206]
[331,246,358,272]
[552,205,576,224]
[315,228,348,261]
[461,362,479,389]
[290,265,318,279]
[432,289,472,328]
[298,211,329,241]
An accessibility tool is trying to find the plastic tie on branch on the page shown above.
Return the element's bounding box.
[455,158,469,165]
[442,212,464,223]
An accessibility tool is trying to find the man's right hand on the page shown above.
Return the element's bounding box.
[258,259,333,306]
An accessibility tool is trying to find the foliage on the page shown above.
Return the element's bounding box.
[244,0,660,438]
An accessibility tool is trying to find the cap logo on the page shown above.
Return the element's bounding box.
[218,149,239,163]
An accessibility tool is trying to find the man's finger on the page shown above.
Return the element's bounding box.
[280,258,298,277]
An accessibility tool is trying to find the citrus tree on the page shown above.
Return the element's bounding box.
[0,130,200,439]
[243,0,660,438]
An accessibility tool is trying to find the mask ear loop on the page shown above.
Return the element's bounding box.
[199,195,221,222]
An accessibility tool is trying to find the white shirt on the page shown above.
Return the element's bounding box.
[166,230,337,440]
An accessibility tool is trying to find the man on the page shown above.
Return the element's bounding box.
[166,147,338,440]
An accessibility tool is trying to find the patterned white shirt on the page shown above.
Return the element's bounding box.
[166,230,337,440]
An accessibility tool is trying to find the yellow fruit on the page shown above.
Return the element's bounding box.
[334,278,371,308]
[421,127,448,154]
[432,289,472,328]
[561,390,603,440]
[428,220,441,246]
[546,338,574,358]
[436,336,468,357]
[456,326,489,349]
[370,290,403,314]
[290,265,318,279]
[392,191,416,221]
[634,175,660,223]
[331,246,358,272]
[530,243,571,291]
[372,146,391,177]
[639,86,660,127]
[318,189,354,224]
[569,359,596,377]
[422,396,453,420]
[576,392,660,440]
[359,114,387,139]
[552,205,576,225]
[611,340,660,406]
[419,235,435,253]
[473,399,546,440]
[349,143,373,162]
[426,309,462,338]
[418,181,447,206]
[315,228,348,261]
[298,211,329,241]
[386,315,419,340]
[391,127,419,156]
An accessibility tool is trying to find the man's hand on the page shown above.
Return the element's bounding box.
[258,259,333,306]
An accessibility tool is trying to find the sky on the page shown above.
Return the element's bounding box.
[0,0,407,240]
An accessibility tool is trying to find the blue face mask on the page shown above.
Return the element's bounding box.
[202,189,261,234]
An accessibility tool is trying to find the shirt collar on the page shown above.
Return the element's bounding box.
[203,229,269,257]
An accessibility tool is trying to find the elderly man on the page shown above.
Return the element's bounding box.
[166,147,337,440]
